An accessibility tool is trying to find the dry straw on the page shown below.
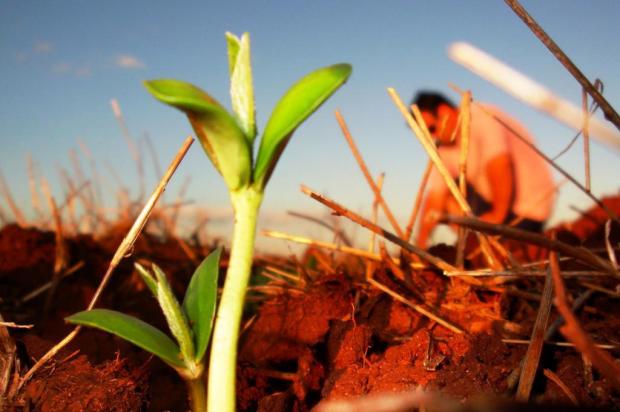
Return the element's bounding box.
[16,136,194,393]
[388,87,502,270]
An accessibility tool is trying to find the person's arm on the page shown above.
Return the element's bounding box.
[478,153,514,224]
[417,189,447,249]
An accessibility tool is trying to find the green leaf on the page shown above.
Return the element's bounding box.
[152,265,195,362]
[253,63,352,189]
[66,309,183,368]
[134,262,158,298]
[182,247,221,362]
[226,32,256,141]
[144,79,251,190]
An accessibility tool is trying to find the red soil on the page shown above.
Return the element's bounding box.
[1,196,620,411]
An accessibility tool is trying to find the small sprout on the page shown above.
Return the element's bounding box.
[144,32,352,412]
[68,32,351,412]
[67,248,222,412]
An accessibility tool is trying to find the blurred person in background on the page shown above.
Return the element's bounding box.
[413,91,555,249]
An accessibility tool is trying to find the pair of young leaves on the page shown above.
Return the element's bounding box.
[67,248,221,374]
[143,32,352,192]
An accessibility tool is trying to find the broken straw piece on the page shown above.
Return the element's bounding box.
[448,42,620,152]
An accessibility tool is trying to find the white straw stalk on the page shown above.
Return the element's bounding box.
[448,42,620,151]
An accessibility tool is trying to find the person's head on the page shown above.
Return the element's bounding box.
[411,91,458,144]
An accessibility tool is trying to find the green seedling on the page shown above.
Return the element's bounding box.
[67,248,222,412]
[143,32,351,412]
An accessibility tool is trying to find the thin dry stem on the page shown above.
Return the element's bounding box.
[103,160,127,192]
[335,110,405,239]
[503,339,616,350]
[263,266,302,285]
[378,242,407,283]
[450,84,620,225]
[448,43,620,150]
[68,149,87,192]
[404,160,432,242]
[457,91,472,197]
[287,210,352,246]
[0,170,27,227]
[0,204,7,226]
[0,313,17,401]
[300,185,457,273]
[550,250,620,390]
[504,0,620,132]
[255,369,297,381]
[21,262,84,303]
[582,88,592,192]
[0,322,32,330]
[57,164,90,233]
[579,281,620,298]
[546,289,594,341]
[41,181,94,231]
[444,214,619,277]
[367,173,385,279]
[16,136,194,392]
[369,173,384,251]
[389,87,501,270]
[40,177,69,313]
[367,276,464,334]
[543,368,579,405]
[26,154,44,223]
[507,286,593,392]
[94,136,193,304]
[515,268,553,402]
[111,98,145,201]
[54,166,76,232]
[456,92,472,268]
[604,220,618,269]
[258,270,294,286]
[307,248,336,274]
[77,138,106,230]
[69,149,95,232]
[445,269,608,278]
[262,230,427,270]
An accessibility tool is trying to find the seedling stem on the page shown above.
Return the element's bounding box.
[208,188,262,411]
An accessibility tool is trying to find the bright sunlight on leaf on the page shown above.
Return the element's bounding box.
[253,63,352,189]
[144,79,252,190]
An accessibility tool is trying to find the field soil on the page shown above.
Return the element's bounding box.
[1,197,620,411]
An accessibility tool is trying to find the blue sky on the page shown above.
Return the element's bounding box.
[2,1,619,249]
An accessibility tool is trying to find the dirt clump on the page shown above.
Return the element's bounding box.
[240,276,354,365]
[22,352,146,411]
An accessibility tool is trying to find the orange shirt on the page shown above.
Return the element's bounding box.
[427,104,555,221]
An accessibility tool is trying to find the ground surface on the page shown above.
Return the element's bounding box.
[1,198,620,411]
